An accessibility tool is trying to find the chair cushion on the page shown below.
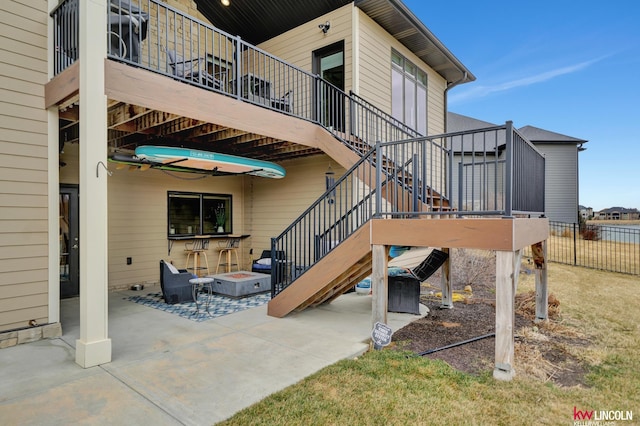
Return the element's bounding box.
[388,266,413,277]
[256,258,271,266]
[252,263,270,271]
[165,262,180,274]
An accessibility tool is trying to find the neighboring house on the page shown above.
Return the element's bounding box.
[1,0,548,379]
[579,205,593,220]
[448,112,587,223]
[596,207,640,220]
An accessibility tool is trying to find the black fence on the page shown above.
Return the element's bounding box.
[544,221,640,275]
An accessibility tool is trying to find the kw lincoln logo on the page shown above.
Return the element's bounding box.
[573,406,633,425]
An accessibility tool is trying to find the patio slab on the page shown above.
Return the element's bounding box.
[0,285,427,424]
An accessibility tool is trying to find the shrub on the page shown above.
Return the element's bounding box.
[580,224,601,241]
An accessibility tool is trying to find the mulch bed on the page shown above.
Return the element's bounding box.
[391,267,590,387]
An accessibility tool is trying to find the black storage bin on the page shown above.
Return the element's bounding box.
[388,275,421,315]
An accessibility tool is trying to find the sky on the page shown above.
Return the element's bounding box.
[403,0,640,211]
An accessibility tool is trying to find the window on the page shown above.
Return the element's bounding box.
[168,192,232,237]
[391,50,428,135]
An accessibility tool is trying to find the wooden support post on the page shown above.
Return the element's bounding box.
[440,248,452,309]
[533,241,548,322]
[494,250,516,380]
[371,244,388,328]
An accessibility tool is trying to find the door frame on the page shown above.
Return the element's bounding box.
[312,40,345,130]
[60,184,79,298]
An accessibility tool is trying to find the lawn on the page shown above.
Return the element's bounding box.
[219,263,639,425]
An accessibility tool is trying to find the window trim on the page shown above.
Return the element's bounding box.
[391,49,428,135]
[167,191,232,238]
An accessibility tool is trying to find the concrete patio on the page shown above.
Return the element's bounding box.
[0,286,426,425]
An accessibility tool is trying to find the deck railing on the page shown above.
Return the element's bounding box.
[50,0,420,151]
[271,124,546,296]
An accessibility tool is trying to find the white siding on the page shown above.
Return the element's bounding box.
[0,0,49,332]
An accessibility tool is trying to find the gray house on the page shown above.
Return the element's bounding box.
[448,113,587,223]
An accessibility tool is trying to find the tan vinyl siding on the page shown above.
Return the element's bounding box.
[61,144,248,289]
[257,4,353,89]
[356,11,390,110]
[356,9,447,135]
[0,1,48,332]
[60,144,341,288]
[247,155,345,253]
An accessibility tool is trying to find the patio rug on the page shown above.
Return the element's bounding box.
[127,291,271,322]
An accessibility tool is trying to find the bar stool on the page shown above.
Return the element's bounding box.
[215,237,240,273]
[184,238,210,277]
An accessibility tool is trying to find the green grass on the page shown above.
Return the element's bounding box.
[219,264,640,425]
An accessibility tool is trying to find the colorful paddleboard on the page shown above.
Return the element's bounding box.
[112,146,286,179]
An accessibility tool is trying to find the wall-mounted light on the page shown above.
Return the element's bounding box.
[221,0,230,6]
[318,21,330,34]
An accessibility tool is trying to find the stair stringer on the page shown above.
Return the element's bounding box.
[267,223,372,318]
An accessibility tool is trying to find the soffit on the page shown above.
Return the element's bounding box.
[194,0,474,84]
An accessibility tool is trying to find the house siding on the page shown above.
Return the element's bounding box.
[60,143,339,289]
[60,143,246,289]
[356,9,447,136]
[247,155,344,255]
[536,143,579,223]
[257,4,353,90]
[0,0,49,332]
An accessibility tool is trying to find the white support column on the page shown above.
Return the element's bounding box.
[371,244,388,327]
[440,248,452,309]
[494,250,516,380]
[47,107,60,323]
[47,0,60,324]
[76,0,111,368]
[534,241,548,322]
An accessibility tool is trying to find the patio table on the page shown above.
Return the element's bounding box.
[189,277,214,315]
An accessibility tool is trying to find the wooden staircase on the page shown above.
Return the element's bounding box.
[267,225,372,318]
[332,130,452,212]
[267,128,455,318]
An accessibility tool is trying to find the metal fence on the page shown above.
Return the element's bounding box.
[544,221,640,275]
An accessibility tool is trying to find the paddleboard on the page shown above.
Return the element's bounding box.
[112,146,285,178]
[109,153,196,173]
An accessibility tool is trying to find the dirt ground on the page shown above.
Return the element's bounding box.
[391,254,590,387]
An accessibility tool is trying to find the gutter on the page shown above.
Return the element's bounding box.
[385,0,475,84]
[444,72,467,132]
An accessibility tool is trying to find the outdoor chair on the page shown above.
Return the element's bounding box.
[159,260,196,304]
[166,49,222,89]
[252,249,286,283]
[108,0,148,62]
[270,90,293,113]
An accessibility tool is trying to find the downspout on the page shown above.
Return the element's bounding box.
[443,72,467,213]
[443,71,467,132]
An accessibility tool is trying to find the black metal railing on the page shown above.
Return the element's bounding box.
[50,0,419,148]
[537,221,640,275]
[271,125,546,296]
[51,0,79,75]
